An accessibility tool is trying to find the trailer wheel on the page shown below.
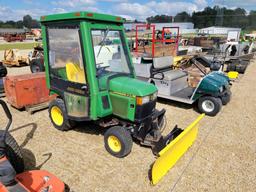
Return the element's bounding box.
[198,96,222,116]
[0,130,24,173]
[49,99,74,131]
[104,126,133,158]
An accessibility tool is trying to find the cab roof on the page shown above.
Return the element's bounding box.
[40,11,125,23]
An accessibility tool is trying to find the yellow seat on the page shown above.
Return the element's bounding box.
[66,62,86,84]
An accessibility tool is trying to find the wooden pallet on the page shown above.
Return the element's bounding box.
[2,60,27,67]
[25,101,50,115]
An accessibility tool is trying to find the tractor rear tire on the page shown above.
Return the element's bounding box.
[0,130,24,173]
[104,126,133,158]
[198,96,222,116]
[49,98,74,131]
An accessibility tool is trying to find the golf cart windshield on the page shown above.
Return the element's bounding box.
[91,29,131,78]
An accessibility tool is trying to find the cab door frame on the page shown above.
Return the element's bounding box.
[44,21,90,121]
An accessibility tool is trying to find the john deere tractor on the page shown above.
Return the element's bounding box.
[41,11,204,185]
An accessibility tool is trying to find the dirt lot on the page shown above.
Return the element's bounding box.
[0,53,255,191]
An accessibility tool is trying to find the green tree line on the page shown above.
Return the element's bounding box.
[0,15,40,29]
[147,6,256,30]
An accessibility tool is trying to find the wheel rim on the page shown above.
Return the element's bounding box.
[108,136,121,153]
[31,65,40,73]
[202,100,215,113]
[51,106,64,126]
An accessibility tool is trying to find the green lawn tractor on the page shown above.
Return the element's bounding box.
[41,11,205,185]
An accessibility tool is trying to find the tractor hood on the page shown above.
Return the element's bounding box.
[198,71,229,93]
[108,76,157,96]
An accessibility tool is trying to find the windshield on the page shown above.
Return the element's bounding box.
[91,29,131,78]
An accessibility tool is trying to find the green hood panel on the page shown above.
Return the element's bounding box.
[207,72,229,85]
[198,71,229,93]
[109,76,157,96]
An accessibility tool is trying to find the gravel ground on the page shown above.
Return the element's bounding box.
[0,53,255,192]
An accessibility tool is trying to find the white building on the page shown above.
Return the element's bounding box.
[0,28,27,36]
[124,22,196,34]
[199,26,241,35]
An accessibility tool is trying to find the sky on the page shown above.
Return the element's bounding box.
[0,0,256,21]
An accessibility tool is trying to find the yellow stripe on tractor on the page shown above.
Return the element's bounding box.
[151,114,205,185]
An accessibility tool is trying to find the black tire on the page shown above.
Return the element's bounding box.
[104,126,133,158]
[0,130,24,173]
[226,64,236,72]
[30,58,45,73]
[235,64,247,74]
[221,92,232,105]
[0,63,7,78]
[198,96,222,116]
[48,98,74,131]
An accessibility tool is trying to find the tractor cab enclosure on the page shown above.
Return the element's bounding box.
[41,12,158,122]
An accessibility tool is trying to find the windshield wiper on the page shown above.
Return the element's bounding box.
[97,28,109,58]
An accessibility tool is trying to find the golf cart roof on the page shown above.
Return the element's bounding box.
[40,11,125,24]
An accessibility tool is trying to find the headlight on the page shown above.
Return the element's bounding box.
[219,86,224,92]
[136,92,157,105]
[136,96,150,105]
[151,92,158,100]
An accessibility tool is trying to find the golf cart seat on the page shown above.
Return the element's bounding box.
[154,70,187,81]
[152,56,187,80]
[66,62,86,84]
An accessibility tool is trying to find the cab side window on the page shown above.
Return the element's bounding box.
[47,25,86,84]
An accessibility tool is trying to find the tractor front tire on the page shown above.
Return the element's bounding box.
[198,96,222,116]
[49,99,74,131]
[0,130,24,173]
[104,126,133,158]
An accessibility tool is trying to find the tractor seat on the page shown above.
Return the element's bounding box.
[154,70,187,81]
[66,62,86,84]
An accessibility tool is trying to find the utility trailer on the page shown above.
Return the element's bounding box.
[133,24,181,57]
[133,56,232,116]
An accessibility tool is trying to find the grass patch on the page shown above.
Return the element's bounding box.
[0,42,40,51]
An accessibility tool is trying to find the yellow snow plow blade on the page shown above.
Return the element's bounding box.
[151,114,205,185]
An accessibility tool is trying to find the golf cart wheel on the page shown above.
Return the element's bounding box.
[49,98,74,131]
[104,126,133,158]
[198,96,222,116]
[30,58,44,73]
[0,130,24,173]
